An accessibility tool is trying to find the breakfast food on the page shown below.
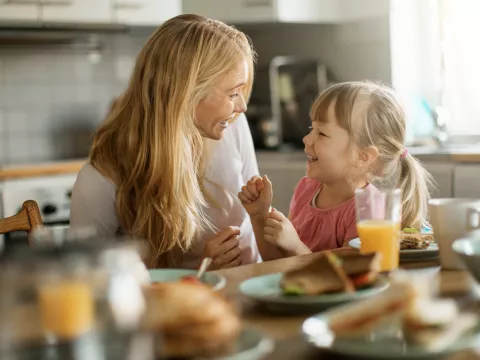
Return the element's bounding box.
[403,298,477,351]
[327,280,416,337]
[281,251,381,296]
[400,227,434,250]
[143,281,240,358]
[324,275,478,351]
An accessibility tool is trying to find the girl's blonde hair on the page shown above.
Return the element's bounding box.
[90,14,255,267]
[310,81,434,229]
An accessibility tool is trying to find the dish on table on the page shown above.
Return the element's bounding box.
[239,251,389,311]
[302,273,479,359]
[143,281,272,359]
[148,269,226,291]
[349,234,438,261]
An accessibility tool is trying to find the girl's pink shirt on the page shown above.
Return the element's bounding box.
[289,177,379,251]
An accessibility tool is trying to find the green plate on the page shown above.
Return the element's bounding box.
[302,313,480,359]
[148,269,226,291]
[205,327,274,360]
[239,273,389,312]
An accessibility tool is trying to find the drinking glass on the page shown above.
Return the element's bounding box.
[355,188,402,272]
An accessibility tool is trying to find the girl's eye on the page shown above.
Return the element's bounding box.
[229,93,239,99]
[318,132,326,137]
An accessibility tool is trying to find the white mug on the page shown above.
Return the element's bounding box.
[429,198,480,270]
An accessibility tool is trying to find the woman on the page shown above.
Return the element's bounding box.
[70,14,260,269]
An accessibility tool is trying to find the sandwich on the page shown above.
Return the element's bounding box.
[143,281,241,358]
[326,280,416,337]
[403,298,478,351]
[281,251,382,296]
[322,275,478,350]
[400,227,434,250]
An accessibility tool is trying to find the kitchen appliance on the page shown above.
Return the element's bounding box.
[246,56,331,150]
[0,172,78,247]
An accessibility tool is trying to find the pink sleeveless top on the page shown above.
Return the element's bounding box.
[289,177,378,252]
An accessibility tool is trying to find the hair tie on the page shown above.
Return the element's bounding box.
[400,149,408,159]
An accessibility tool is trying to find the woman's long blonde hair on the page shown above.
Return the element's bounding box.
[310,81,434,229]
[90,14,255,267]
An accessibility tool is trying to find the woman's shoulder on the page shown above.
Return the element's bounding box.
[74,163,116,198]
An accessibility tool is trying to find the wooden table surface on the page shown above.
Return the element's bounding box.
[214,248,480,360]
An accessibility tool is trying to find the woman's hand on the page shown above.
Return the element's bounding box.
[202,226,243,270]
[264,209,311,256]
[238,175,273,219]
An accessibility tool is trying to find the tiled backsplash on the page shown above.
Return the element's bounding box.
[0,31,149,164]
[0,17,390,165]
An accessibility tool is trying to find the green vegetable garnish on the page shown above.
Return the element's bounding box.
[402,227,418,234]
[282,285,305,296]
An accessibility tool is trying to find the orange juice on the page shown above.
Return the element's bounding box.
[357,219,400,272]
[38,281,94,339]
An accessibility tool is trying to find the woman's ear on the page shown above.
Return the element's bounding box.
[357,146,379,169]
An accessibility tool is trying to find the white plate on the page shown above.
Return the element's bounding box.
[302,313,480,359]
[348,238,439,261]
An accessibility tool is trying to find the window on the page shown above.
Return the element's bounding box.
[390,0,480,138]
[441,0,480,134]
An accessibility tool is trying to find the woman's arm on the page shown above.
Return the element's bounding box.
[70,164,120,237]
[250,215,286,261]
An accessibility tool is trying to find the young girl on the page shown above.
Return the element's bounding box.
[239,81,433,261]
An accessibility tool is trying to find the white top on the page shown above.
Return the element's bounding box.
[70,114,261,268]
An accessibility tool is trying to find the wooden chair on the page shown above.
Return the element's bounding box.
[0,200,43,243]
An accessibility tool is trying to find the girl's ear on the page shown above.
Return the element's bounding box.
[356,145,379,169]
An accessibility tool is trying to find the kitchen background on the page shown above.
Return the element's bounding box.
[1,0,480,229]
[0,1,391,164]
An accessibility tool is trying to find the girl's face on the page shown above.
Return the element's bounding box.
[195,60,248,140]
[303,104,353,184]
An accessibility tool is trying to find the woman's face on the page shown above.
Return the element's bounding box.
[195,60,249,140]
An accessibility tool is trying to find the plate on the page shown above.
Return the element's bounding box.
[148,269,226,291]
[239,273,389,312]
[302,313,480,359]
[348,238,439,261]
[210,327,274,360]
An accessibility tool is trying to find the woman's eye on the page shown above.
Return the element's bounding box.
[318,132,326,137]
[229,93,239,99]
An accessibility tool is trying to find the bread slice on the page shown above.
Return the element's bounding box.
[400,232,434,250]
[281,253,351,295]
[327,281,416,338]
[341,252,382,276]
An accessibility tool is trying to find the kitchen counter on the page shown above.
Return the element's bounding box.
[0,159,87,180]
[256,147,480,163]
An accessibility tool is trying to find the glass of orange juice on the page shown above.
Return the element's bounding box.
[355,188,402,272]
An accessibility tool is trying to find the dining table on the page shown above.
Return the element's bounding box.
[213,247,480,360]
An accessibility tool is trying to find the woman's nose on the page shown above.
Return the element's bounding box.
[235,94,247,114]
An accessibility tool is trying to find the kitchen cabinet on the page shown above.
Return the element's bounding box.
[421,161,454,198]
[113,0,181,26]
[454,165,480,199]
[0,1,40,21]
[182,0,389,24]
[41,0,111,23]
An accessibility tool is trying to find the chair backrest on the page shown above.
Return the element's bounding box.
[0,200,43,242]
